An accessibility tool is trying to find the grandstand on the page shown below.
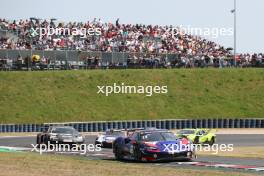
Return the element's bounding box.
[0,18,263,70]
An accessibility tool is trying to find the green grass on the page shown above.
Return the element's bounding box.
[198,146,264,159]
[0,69,264,124]
[0,152,258,176]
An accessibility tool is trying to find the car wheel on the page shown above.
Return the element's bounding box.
[114,146,123,161]
[185,151,195,162]
[43,136,49,145]
[133,145,142,162]
[209,137,215,146]
[135,151,142,162]
[36,135,41,147]
[184,157,192,162]
[194,136,199,144]
[95,141,101,147]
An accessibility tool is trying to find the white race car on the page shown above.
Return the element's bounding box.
[95,129,126,148]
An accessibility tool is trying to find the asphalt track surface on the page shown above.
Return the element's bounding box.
[1,134,264,173]
[1,134,264,148]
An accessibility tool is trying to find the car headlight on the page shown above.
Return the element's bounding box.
[145,146,159,151]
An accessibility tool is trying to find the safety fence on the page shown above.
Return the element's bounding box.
[1,49,264,70]
[0,119,264,132]
[0,49,182,70]
[0,49,178,63]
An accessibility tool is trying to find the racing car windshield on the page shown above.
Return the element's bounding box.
[52,128,75,134]
[161,132,178,141]
[178,130,195,134]
[106,131,125,136]
[140,132,177,142]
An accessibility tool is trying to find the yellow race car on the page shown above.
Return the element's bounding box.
[176,129,216,145]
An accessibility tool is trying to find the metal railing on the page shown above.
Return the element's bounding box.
[0,49,264,71]
[0,119,264,132]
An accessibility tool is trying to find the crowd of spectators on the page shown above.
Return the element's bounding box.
[0,18,230,54]
[0,18,263,70]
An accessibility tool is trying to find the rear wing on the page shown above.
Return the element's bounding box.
[100,128,149,137]
[40,124,72,133]
[125,128,145,137]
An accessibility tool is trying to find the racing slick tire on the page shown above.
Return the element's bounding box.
[133,145,143,162]
[95,141,103,148]
[114,145,123,161]
[193,136,199,144]
[36,134,42,147]
[209,137,215,146]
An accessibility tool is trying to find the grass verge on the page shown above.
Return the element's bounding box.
[197,146,264,159]
[0,152,259,176]
[1,69,264,123]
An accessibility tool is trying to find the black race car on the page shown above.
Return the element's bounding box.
[113,129,195,162]
[36,126,85,146]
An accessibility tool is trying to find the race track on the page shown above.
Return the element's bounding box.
[1,134,264,173]
[1,134,264,147]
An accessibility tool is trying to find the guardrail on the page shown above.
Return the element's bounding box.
[0,119,264,132]
[0,49,178,63]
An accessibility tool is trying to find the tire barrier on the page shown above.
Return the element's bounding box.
[0,118,264,133]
